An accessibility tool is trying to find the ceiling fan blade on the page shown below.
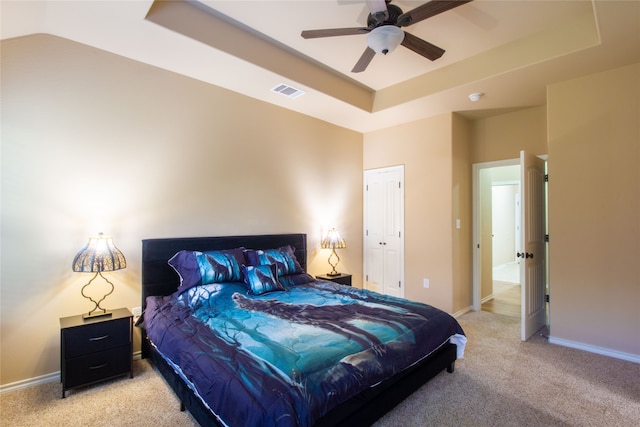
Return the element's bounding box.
[351,47,376,73]
[301,27,369,39]
[398,0,473,27]
[401,31,445,61]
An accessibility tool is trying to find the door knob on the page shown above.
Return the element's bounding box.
[516,252,524,258]
[526,252,534,259]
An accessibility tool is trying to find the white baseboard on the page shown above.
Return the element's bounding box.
[548,336,640,363]
[0,351,143,395]
[481,294,494,304]
[0,371,60,394]
[452,306,473,318]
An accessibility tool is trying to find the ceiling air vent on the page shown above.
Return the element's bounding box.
[271,83,305,99]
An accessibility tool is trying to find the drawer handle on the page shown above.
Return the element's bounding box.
[88,335,110,342]
[89,363,109,370]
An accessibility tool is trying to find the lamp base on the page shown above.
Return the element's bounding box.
[80,272,116,320]
[326,249,342,278]
[83,310,112,320]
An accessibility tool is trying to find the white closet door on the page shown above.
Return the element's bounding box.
[364,166,404,297]
[364,172,385,293]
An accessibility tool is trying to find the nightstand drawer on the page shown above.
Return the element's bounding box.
[63,317,130,358]
[64,345,131,389]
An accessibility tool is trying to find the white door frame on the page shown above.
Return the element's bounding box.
[472,158,520,311]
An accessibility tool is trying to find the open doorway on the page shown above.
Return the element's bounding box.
[472,159,521,317]
[485,178,521,318]
[473,154,549,340]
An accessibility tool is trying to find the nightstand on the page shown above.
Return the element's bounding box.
[316,273,352,287]
[60,307,133,398]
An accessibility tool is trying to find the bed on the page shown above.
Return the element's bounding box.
[141,233,466,427]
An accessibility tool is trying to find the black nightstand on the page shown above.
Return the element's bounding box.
[316,273,352,287]
[60,307,133,398]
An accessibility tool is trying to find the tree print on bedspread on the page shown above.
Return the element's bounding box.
[232,292,422,348]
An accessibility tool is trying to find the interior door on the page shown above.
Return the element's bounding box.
[364,171,385,294]
[364,166,404,297]
[381,170,403,297]
[520,151,547,341]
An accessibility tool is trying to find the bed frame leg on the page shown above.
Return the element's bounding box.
[446,361,455,373]
[180,401,186,412]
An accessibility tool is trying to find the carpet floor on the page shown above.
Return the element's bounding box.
[1,310,638,426]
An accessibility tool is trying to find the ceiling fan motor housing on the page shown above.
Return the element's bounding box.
[367,3,404,28]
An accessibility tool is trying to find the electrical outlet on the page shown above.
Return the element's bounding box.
[423,278,430,288]
[132,306,142,317]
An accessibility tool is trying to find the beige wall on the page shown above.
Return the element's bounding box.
[363,113,473,313]
[547,63,640,355]
[451,114,473,313]
[472,106,547,162]
[0,35,363,385]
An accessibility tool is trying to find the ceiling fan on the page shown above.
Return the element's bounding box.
[301,0,473,73]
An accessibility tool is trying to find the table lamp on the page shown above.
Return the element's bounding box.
[321,228,346,276]
[72,233,126,319]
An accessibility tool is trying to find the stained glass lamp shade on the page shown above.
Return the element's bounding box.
[320,228,346,276]
[72,233,126,319]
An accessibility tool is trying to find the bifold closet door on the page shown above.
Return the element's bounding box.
[364,166,404,298]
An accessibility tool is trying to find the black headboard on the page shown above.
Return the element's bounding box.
[141,233,307,308]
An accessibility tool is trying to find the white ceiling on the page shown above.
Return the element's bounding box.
[2,0,639,133]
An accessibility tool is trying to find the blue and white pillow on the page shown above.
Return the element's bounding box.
[245,245,303,277]
[242,264,285,295]
[169,247,245,293]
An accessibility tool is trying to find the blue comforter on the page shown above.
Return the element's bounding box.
[145,280,465,427]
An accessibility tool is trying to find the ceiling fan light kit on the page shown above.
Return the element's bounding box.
[367,26,405,55]
[301,0,474,73]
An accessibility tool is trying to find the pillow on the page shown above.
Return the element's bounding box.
[244,245,303,276]
[168,247,245,293]
[242,264,285,295]
[278,272,315,288]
